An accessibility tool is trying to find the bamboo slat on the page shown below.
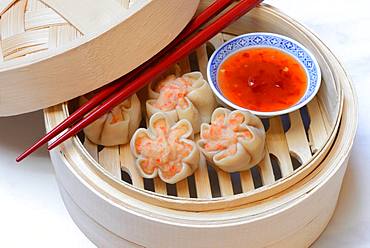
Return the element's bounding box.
[154,178,167,195]
[25,8,67,30]
[1,0,26,39]
[99,147,121,179]
[120,144,144,188]
[176,180,190,198]
[194,155,212,198]
[216,168,234,196]
[258,151,275,185]
[240,170,254,192]
[286,111,312,164]
[266,117,294,177]
[307,98,329,153]
[0,0,81,61]
[41,0,125,34]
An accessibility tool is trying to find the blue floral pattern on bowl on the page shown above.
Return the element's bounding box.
[207,32,321,117]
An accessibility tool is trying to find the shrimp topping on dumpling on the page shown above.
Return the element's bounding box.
[131,112,199,184]
[153,75,191,110]
[80,94,142,146]
[198,108,266,173]
[146,72,217,133]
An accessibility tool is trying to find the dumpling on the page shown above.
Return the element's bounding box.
[146,72,217,133]
[197,108,266,173]
[79,94,142,146]
[130,112,200,184]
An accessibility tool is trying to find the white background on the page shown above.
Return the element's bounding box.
[1,0,369,247]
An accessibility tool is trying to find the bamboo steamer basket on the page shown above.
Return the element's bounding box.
[0,0,199,116]
[43,3,357,248]
[46,4,344,212]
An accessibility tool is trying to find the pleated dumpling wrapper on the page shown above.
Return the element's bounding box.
[198,108,266,173]
[79,94,142,146]
[130,112,200,184]
[146,72,217,133]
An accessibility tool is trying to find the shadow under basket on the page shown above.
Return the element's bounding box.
[44,4,357,248]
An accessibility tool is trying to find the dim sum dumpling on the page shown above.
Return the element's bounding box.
[130,112,199,184]
[79,94,142,146]
[146,72,217,133]
[197,108,266,173]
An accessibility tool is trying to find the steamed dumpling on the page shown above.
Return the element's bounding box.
[130,112,199,184]
[146,72,217,133]
[197,108,266,173]
[79,94,142,146]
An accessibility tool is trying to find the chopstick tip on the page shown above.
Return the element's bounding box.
[15,154,25,163]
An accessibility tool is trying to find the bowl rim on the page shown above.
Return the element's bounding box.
[206,32,322,117]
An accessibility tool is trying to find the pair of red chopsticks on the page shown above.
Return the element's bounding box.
[17,0,262,162]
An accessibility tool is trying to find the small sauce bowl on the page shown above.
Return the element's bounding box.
[207,32,321,118]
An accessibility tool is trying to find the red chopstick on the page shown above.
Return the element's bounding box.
[48,0,262,151]
[16,0,236,162]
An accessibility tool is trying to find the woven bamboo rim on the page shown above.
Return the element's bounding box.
[44,4,344,212]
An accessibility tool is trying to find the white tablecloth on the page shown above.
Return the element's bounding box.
[1,0,369,247]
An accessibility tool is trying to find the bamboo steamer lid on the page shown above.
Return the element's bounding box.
[0,0,200,116]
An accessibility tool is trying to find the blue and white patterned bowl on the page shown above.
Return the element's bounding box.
[207,32,321,117]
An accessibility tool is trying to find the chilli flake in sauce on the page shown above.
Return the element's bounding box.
[218,47,307,112]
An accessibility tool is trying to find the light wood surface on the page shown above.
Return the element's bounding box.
[0,0,199,116]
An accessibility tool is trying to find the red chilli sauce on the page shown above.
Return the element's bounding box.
[218,47,307,112]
